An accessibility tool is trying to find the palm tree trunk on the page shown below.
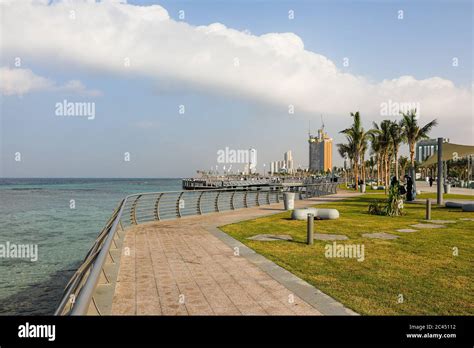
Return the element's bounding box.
[387,156,390,192]
[409,142,417,192]
[377,156,381,185]
[349,159,353,184]
[409,142,415,168]
[354,160,359,190]
[394,149,399,179]
[382,152,386,186]
[361,154,365,183]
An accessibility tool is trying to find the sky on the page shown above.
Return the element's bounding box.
[0,0,472,178]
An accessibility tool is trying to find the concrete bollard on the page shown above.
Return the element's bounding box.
[307,213,314,245]
[283,192,295,210]
[426,199,431,220]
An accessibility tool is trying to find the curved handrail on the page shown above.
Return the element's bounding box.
[55,183,337,315]
[54,199,125,315]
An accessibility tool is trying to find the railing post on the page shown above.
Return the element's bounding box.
[154,193,163,221]
[215,191,221,212]
[197,191,204,215]
[130,195,142,225]
[231,191,235,210]
[177,192,184,218]
[244,191,248,208]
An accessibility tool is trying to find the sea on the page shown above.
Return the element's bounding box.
[0,178,182,315]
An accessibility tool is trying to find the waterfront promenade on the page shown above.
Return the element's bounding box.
[416,181,473,195]
[111,193,360,316]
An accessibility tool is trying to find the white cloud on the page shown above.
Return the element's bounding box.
[0,67,54,96]
[0,67,102,96]
[0,0,472,140]
[60,79,102,96]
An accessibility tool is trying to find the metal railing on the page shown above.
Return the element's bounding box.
[55,183,337,315]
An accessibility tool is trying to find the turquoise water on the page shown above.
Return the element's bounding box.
[0,178,182,315]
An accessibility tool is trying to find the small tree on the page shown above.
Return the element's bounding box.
[399,156,409,178]
[389,121,406,180]
[400,109,438,171]
[340,112,375,189]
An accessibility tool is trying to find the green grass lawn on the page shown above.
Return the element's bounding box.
[219,193,474,315]
[338,185,473,201]
[416,192,473,200]
[338,184,385,192]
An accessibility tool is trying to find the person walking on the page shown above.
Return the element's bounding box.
[429,177,434,187]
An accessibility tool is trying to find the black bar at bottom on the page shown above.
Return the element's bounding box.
[0,316,471,346]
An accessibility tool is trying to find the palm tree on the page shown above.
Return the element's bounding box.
[370,132,382,185]
[372,120,393,193]
[340,112,373,190]
[400,109,438,169]
[389,121,406,180]
[399,156,409,178]
[360,135,369,183]
[337,142,354,185]
[365,157,375,180]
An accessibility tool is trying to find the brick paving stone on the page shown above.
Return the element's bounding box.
[111,195,359,315]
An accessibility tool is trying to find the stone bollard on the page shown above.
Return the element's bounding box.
[426,199,431,220]
[283,192,295,210]
[307,213,314,245]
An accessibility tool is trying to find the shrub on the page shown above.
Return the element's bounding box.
[368,185,404,217]
[368,200,386,215]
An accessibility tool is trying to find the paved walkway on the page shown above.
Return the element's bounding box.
[111,192,360,316]
[416,181,473,195]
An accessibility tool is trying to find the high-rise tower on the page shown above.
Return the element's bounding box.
[308,126,332,172]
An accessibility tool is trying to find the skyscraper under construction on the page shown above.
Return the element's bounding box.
[308,126,333,172]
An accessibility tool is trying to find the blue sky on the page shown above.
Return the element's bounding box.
[0,0,472,178]
[155,0,472,86]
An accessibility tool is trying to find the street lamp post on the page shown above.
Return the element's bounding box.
[437,137,443,205]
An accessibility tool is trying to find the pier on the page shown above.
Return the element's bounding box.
[181,176,331,190]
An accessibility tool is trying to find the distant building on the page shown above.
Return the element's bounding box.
[270,150,295,174]
[242,163,249,175]
[249,148,257,174]
[415,138,449,163]
[309,127,332,172]
[284,151,294,173]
